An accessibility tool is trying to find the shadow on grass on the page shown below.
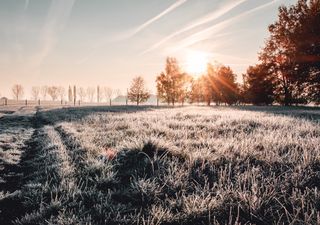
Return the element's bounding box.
[37,105,173,126]
[228,105,320,122]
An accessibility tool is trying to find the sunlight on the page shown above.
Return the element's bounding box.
[185,50,208,75]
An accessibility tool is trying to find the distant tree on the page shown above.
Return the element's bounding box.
[48,86,59,101]
[178,74,192,106]
[114,89,122,98]
[31,86,40,101]
[41,85,48,100]
[156,57,189,106]
[97,85,101,103]
[215,65,239,105]
[78,87,86,102]
[103,87,113,102]
[68,86,73,102]
[12,84,24,101]
[73,86,77,105]
[128,76,150,105]
[243,64,275,105]
[203,63,220,105]
[57,86,66,102]
[86,87,95,102]
[190,77,205,105]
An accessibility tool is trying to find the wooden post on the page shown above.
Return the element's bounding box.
[157,97,159,107]
[126,88,128,106]
[78,100,81,106]
[25,99,28,106]
[5,99,7,106]
[109,99,111,106]
[38,99,40,106]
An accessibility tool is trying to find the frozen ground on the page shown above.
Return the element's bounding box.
[0,105,319,224]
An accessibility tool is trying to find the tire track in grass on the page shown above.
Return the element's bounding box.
[1,108,82,224]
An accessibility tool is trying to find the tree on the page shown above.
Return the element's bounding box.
[57,86,66,102]
[203,63,220,105]
[243,64,275,105]
[78,87,86,102]
[190,77,205,105]
[31,86,40,101]
[68,86,73,102]
[259,0,320,105]
[12,84,24,101]
[73,85,77,105]
[103,87,113,102]
[128,76,150,105]
[156,57,189,106]
[215,65,239,105]
[97,85,101,103]
[48,86,59,101]
[86,87,95,102]
[41,85,48,100]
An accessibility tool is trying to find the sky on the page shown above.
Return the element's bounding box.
[0,0,297,98]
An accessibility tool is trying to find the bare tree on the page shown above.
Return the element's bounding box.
[128,76,150,105]
[114,89,122,98]
[102,87,113,102]
[48,86,59,101]
[87,87,95,102]
[12,84,24,101]
[78,87,87,102]
[57,86,66,102]
[41,86,48,100]
[31,86,40,100]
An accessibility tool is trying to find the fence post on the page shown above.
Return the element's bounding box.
[157,97,159,107]
[109,99,111,106]
[25,99,28,106]
[5,99,7,106]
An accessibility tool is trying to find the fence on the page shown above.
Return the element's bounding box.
[0,98,164,107]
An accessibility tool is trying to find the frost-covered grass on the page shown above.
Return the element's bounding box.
[1,106,320,224]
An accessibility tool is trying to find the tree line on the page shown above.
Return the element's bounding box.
[9,84,122,104]
[4,1,319,107]
[156,0,320,106]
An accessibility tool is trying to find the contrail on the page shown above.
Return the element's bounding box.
[170,0,281,52]
[24,0,29,11]
[29,0,76,68]
[77,0,187,64]
[141,0,249,54]
[130,0,188,37]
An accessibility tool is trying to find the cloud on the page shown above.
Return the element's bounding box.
[77,0,187,64]
[141,0,249,54]
[24,0,29,11]
[129,0,187,37]
[169,0,280,52]
[28,0,76,68]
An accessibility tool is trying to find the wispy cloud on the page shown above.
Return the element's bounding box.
[28,0,76,68]
[129,0,187,38]
[77,0,187,64]
[141,0,249,54]
[169,0,280,52]
[24,0,29,11]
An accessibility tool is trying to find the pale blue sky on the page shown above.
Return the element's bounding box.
[0,0,296,98]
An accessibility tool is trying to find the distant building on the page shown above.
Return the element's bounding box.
[0,97,8,105]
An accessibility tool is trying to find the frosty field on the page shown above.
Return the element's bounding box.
[0,105,320,225]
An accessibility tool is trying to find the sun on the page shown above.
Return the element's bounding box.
[185,51,208,75]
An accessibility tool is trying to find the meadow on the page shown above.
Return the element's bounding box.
[0,105,320,225]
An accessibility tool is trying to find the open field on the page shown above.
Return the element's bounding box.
[0,105,320,225]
